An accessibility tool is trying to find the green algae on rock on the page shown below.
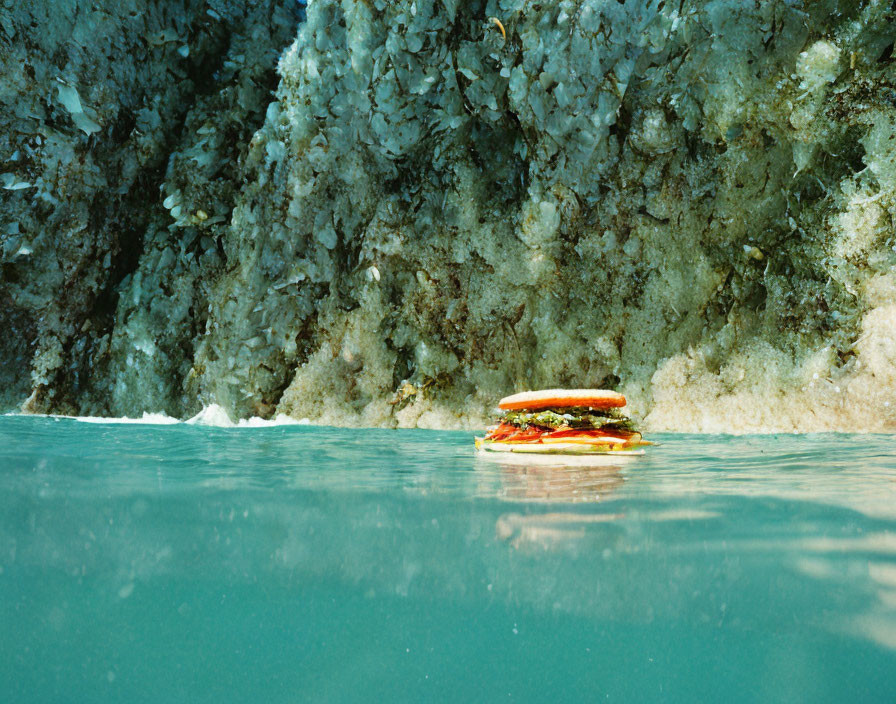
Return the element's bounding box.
[3,0,896,433]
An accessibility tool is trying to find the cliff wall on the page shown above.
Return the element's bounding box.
[3,0,896,432]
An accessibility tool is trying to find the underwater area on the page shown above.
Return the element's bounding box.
[2,416,896,702]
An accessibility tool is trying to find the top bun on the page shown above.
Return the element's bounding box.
[498,388,626,411]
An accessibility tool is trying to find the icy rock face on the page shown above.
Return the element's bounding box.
[104,3,300,418]
[6,0,896,432]
[0,0,299,414]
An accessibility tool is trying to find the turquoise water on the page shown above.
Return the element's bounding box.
[2,417,896,702]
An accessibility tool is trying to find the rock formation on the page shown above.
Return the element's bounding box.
[3,0,896,432]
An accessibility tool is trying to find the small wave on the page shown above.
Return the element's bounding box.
[184,404,235,427]
[185,404,309,428]
[6,406,309,428]
[75,412,180,425]
[236,414,309,428]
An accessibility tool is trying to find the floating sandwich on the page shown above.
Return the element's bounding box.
[475,389,649,456]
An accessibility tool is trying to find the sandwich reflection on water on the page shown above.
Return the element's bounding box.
[476,453,629,550]
[485,456,626,503]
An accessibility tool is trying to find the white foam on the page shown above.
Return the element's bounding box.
[235,414,309,428]
[183,404,309,427]
[185,404,236,427]
[74,412,180,425]
[5,406,311,428]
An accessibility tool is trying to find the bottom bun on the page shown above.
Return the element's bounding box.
[475,438,645,456]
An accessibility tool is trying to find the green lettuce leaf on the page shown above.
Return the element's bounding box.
[501,407,638,432]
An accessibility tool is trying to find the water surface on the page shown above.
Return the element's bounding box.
[2,416,895,702]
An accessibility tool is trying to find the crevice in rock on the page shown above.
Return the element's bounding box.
[44,18,285,413]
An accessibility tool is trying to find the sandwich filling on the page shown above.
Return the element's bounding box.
[484,406,644,449]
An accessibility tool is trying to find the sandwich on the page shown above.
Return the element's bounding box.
[475,389,648,456]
